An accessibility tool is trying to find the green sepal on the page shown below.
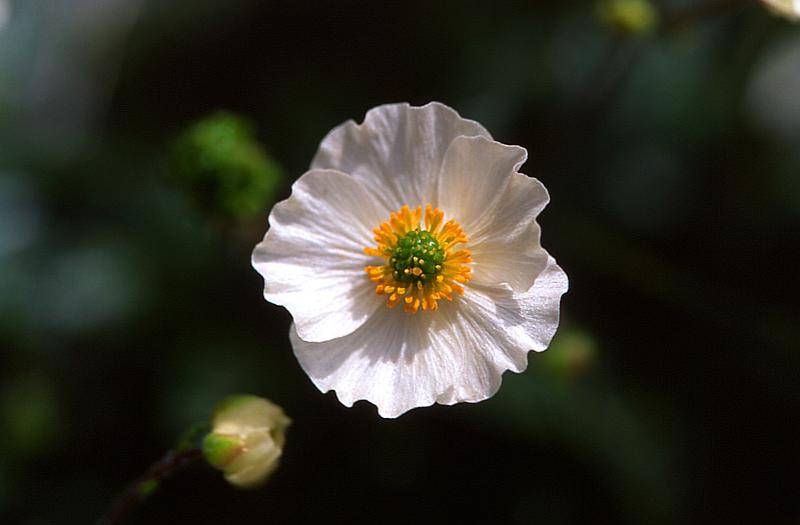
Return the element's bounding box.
[202,433,244,470]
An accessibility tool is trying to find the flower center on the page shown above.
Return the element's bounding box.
[364,204,472,314]
[390,229,445,285]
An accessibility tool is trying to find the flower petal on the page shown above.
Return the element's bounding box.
[437,135,551,291]
[469,226,550,293]
[290,256,568,418]
[252,169,386,342]
[452,255,569,374]
[311,102,492,213]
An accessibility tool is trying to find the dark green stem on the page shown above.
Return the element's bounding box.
[97,447,203,525]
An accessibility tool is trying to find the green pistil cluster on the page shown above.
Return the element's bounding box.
[390,229,445,284]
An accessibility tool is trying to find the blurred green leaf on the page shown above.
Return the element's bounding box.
[0,371,61,457]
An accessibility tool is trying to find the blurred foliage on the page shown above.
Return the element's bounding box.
[0,371,61,457]
[169,111,282,220]
[1,1,799,524]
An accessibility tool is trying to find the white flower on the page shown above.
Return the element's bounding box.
[761,0,800,19]
[252,102,568,418]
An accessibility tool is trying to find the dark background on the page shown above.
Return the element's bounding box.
[1,1,799,524]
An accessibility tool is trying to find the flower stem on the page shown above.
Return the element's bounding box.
[98,447,203,525]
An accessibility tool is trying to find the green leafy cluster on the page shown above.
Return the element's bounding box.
[169,111,282,219]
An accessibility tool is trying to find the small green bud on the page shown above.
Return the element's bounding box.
[540,328,597,380]
[169,111,282,219]
[202,395,290,489]
[760,0,800,20]
[597,0,658,36]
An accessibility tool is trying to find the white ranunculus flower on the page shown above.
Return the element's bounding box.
[252,102,568,418]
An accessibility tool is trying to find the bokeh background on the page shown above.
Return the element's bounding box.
[1,1,799,524]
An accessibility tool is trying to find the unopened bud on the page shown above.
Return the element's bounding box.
[597,0,658,36]
[760,0,800,20]
[202,395,290,488]
[540,328,597,380]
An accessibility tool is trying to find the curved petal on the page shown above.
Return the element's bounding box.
[436,135,528,230]
[454,256,569,373]
[290,256,568,418]
[311,102,492,213]
[437,135,551,291]
[252,169,387,342]
[225,437,282,488]
[469,226,549,292]
[431,255,568,408]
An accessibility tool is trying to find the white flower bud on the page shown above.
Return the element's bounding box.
[202,395,290,489]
